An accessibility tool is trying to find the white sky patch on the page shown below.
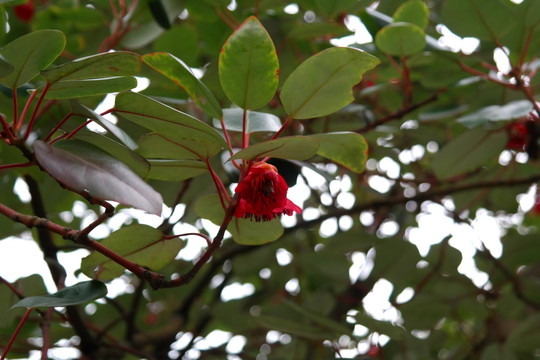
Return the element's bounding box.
[283,3,299,14]
[331,15,373,47]
[221,282,255,301]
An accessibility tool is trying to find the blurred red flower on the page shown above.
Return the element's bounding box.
[14,1,34,22]
[234,162,301,222]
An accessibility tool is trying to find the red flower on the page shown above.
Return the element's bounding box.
[234,162,301,222]
[14,1,34,22]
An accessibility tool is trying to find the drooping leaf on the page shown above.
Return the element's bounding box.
[0,29,65,89]
[457,100,533,128]
[81,225,183,280]
[11,280,107,309]
[41,51,141,84]
[72,130,150,179]
[311,132,368,173]
[143,52,222,118]
[231,136,319,161]
[146,159,208,181]
[148,0,171,29]
[195,194,284,245]
[355,311,405,340]
[70,101,138,150]
[393,0,429,29]
[288,22,352,39]
[114,91,228,148]
[431,128,507,179]
[137,133,222,160]
[219,16,279,110]
[375,22,426,56]
[42,77,138,99]
[213,108,282,133]
[280,47,380,119]
[33,140,163,215]
[283,300,352,335]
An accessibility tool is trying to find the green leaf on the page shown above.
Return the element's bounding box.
[393,0,429,29]
[457,100,532,128]
[375,22,426,56]
[42,77,138,99]
[72,130,150,179]
[288,22,352,39]
[231,136,319,161]
[280,47,380,119]
[354,311,405,340]
[137,133,222,160]
[81,225,183,281]
[114,91,228,148]
[0,29,65,89]
[11,280,107,309]
[283,300,352,335]
[257,313,337,341]
[441,0,515,41]
[143,52,222,119]
[219,16,279,110]
[195,194,284,245]
[213,108,282,133]
[0,55,13,78]
[431,128,507,179]
[311,132,368,173]
[70,101,138,150]
[33,140,163,215]
[41,51,141,84]
[148,0,171,29]
[480,343,518,360]
[146,159,208,181]
[506,313,540,351]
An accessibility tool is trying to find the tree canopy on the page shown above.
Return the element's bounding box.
[1,0,540,359]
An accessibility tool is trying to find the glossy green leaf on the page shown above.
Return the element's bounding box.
[137,133,221,160]
[41,51,141,84]
[311,132,368,173]
[143,52,222,118]
[114,92,228,148]
[81,225,183,280]
[219,16,279,110]
[147,159,208,181]
[280,47,380,119]
[393,0,429,29]
[213,108,282,133]
[70,101,138,150]
[72,130,150,179]
[375,22,426,56]
[11,280,107,309]
[0,29,65,89]
[231,136,319,161]
[195,194,284,245]
[431,128,507,179]
[33,140,163,215]
[457,100,532,128]
[42,77,138,99]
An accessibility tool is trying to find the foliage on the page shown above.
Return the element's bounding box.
[1,0,540,359]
